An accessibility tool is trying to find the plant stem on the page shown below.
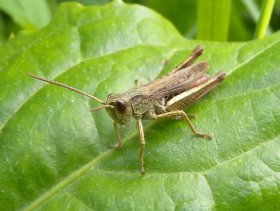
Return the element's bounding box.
[254,0,275,39]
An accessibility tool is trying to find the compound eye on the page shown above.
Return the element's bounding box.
[115,99,127,113]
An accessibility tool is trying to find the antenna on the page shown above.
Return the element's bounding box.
[28,73,105,104]
[89,104,114,112]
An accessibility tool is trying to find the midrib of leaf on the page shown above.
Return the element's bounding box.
[22,44,280,210]
[23,111,280,210]
[22,127,141,211]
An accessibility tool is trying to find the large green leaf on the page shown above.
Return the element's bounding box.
[0,1,280,210]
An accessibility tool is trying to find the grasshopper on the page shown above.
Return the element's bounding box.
[28,46,225,175]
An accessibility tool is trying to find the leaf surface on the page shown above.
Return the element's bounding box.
[0,2,280,210]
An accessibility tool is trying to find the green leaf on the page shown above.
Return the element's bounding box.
[58,0,112,5]
[0,2,280,210]
[228,1,254,41]
[144,0,197,37]
[197,0,231,41]
[0,0,51,31]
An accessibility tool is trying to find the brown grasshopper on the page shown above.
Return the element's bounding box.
[28,46,225,175]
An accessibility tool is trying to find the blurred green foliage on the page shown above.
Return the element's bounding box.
[0,0,279,45]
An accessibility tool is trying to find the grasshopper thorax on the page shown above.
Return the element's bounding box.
[105,94,133,125]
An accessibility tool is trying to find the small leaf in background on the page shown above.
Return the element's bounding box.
[144,0,197,37]
[0,0,51,31]
[0,1,280,210]
[59,0,112,5]
[197,0,231,41]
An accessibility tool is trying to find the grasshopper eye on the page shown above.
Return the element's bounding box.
[115,99,127,113]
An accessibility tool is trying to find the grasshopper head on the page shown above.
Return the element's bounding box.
[105,94,133,125]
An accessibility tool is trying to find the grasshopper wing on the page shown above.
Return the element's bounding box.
[165,71,225,111]
[143,61,208,101]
